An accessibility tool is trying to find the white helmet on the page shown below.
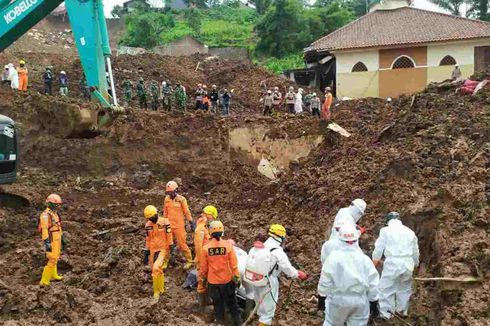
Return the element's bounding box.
[352,198,366,215]
[162,81,167,86]
[274,86,279,91]
[60,71,66,74]
[339,224,360,242]
[198,83,202,87]
[4,65,8,69]
[289,86,294,91]
[212,84,217,88]
[267,90,272,94]
[313,93,317,96]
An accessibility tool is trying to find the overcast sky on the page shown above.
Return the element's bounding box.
[102,0,449,17]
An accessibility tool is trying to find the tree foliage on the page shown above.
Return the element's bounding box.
[255,0,353,57]
[121,11,176,48]
[428,0,489,20]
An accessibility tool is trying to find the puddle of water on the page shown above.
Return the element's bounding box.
[229,126,323,179]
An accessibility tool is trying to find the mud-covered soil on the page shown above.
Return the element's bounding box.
[0,59,489,325]
[0,52,295,115]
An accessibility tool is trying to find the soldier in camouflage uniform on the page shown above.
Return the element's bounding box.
[137,78,148,110]
[150,80,160,111]
[122,79,133,106]
[161,81,173,111]
[174,83,186,112]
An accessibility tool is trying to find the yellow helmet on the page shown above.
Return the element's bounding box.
[144,205,158,219]
[19,60,25,65]
[209,220,224,234]
[269,224,286,238]
[203,205,218,219]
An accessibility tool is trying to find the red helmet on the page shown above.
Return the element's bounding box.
[46,194,62,204]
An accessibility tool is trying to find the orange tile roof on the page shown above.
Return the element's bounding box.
[308,7,490,52]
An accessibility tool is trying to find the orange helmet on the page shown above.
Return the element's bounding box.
[46,194,62,204]
[166,181,178,192]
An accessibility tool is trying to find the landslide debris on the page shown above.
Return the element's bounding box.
[0,64,488,326]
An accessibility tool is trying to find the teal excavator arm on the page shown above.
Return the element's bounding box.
[0,0,119,113]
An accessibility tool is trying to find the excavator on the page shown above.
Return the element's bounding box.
[0,0,120,188]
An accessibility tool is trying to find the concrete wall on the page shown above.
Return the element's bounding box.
[334,39,490,99]
[337,71,379,98]
[379,67,427,98]
[208,47,250,62]
[153,36,208,56]
[336,49,379,73]
[427,39,490,83]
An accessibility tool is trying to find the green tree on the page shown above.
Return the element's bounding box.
[255,0,309,57]
[428,0,465,15]
[309,2,354,40]
[111,4,125,18]
[121,11,176,48]
[184,8,202,35]
[250,0,273,14]
[466,0,489,20]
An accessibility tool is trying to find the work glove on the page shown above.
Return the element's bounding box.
[370,300,380,319]
[232,275,241,287]
[44,239,52,252]
[61,233,67,251]
[202,277,208,288]
[170,244,177,255]
[190,220,196,232]
[317,295,326,312]
[143,249,150,265]
[297,270,308,280]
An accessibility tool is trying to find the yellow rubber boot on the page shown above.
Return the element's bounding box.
[52,265,63,281]
[183,251,193,270]
[159,274,165,294]
[153,275,164,300]
[39,266,53,286]
[162,255,170,269]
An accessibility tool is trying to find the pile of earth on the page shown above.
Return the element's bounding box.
[0,52,302,116]
[0,82,488,325]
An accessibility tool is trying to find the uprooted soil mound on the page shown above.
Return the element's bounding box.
[0,52,297,115]
[0,79,488,325]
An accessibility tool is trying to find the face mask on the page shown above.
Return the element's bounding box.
[168,191,177,199]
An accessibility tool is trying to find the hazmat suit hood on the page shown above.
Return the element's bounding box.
[349,205,363,223]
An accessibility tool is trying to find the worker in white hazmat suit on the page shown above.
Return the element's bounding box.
[329,198,366,240]
[294,88,303,114]
[318,224,380,325]
[243,224,308,326]
[227,239,254,301]
[7,63,18,90]
[320,235,361,266]
[372,212,419,319]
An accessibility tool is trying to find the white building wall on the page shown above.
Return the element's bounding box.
[427,39,490,66]
[335,50,379,73]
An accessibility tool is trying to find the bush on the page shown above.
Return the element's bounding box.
[260,53,305,74]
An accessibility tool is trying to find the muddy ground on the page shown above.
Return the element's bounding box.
[0,52,489,326]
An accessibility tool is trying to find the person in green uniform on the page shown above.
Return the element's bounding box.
[137,78,148,110]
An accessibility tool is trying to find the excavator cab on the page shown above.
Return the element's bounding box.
[0,115,18,184]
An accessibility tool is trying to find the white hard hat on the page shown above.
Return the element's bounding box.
[267,90,272,94]
[274,86,279,91]
[313,93,317,96]
[455,63,459,67]
[60,71,66,74]
[212,84,216,88]
[198,83,202,87]
[4,65,8,68]
[289,86,294,91]
[339,224,360,242]
[352,199,366,215]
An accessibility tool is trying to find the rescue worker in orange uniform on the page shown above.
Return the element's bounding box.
[194,205,218,308]
[321,86,333,121]
[39,194,64,286]
[17,60,28,91]
[143,205,173,300]
[200,221,242,326]
[163,180,195,269]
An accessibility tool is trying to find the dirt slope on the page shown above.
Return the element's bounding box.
[0,67,489,325]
